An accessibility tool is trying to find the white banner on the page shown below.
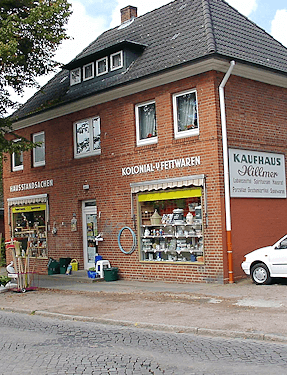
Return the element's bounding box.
[229,149,286,198]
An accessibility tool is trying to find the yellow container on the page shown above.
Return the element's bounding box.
[70,259,78,271]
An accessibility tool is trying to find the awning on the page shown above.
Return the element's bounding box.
[130,174,204,193]
[130,174,208,225]
[7,193,48,207]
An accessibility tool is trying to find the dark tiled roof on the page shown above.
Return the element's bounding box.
[13,0,287,120]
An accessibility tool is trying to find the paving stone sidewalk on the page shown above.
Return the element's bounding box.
[1,269,287,342]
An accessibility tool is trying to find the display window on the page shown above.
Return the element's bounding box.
[12,204,48,258]
[138,188,204,263]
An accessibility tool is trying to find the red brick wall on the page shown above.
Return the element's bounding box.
[223,75,287,280]
[3,70,287,283]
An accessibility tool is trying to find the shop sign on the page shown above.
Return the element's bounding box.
[12,204,46,213]
[122,156,200,176]
[229,149,286,198]
[10,179,54,193]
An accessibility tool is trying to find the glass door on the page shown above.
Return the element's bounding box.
[82,201,98,269]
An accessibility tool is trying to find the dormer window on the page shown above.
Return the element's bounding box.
[96,57,108,76]
[70,67,81,85]
[110,51,123,71]
[83,62,94,81]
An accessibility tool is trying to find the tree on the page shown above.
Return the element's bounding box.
[0,0,72,154]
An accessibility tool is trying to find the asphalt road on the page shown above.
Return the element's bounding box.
[1,310,287,375]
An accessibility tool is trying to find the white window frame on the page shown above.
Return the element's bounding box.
[173,89,199,139]
[70,67,81,86]
[33,131,45,167]
[135,100,158,147]
[110,51,123,71]
[83,62,94,81]
[74,116,101,159]
[96,57,108,76]
[12,139,23,172]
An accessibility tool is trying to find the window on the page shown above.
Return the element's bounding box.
[83,63,94,81]
[74,117,101,158]
[110,51,123,71]
[173,89,199,139]
[33,131,45,167]
[135,101,157,146]
[139,189,204,263]
[12,140,23,172]
[96,57,108,76]
[70,67,81,85]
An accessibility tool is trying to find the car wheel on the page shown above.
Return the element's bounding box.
[251,263,272,285]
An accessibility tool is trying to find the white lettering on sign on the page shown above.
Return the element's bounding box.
[10,179,54,193]
[122,156,200,176]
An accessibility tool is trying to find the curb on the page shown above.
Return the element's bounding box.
[1,306,287,344]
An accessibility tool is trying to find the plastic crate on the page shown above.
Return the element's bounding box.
[103,267,118,282]
[87,270,99,279]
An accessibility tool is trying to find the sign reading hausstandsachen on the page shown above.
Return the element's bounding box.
[229,149,286,198]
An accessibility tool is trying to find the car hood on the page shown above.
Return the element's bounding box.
[245,246,272,259]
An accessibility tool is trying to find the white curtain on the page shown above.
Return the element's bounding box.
[177,93,197,132]
[139,103,156,139]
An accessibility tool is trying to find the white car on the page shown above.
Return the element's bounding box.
[241,234,287,285]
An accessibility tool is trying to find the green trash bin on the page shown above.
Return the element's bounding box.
[48,260,60,275]
[59,257,72,274]
[103,267,118,282]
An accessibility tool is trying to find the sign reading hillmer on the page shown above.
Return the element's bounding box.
[229,149,286,198]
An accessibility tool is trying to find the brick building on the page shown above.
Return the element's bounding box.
[3,0,287,283]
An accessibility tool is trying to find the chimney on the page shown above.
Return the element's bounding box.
[120,5,137,24]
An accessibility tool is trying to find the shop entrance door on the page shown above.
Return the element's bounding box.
[82,201,98,269]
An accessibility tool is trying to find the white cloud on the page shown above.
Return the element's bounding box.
[226,0,258,17]
[271,9,287,47]
[110,0,170,27]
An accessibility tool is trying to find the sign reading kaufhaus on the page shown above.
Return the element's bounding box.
[229,149,286,198]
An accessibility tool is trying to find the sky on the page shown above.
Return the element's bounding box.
[11,0,287,108]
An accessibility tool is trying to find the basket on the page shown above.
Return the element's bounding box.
[70,259,78,271]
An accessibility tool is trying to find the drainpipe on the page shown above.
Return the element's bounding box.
[219,60,235,283]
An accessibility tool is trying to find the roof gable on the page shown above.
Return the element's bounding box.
[13,0,287,121]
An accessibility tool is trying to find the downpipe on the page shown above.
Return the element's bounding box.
[219,61,235,283]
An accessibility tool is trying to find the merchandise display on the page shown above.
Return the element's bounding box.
[139,193,204,263]
[11,205,48,258]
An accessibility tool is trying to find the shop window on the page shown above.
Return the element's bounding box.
[173,89,199,139]
[70,67,81,85]
[138,188,204,263]
[33,131,45,167]
[83,62,94,81]
[110,51,123,71]
[12,204,48,258]
[135,101,157,146]
[12,140,23,171]
[74,116,101,158]
[96,57,108,76]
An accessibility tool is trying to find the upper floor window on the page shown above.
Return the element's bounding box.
[70,67,81,86]
[96,57,108,76]
[74,117,101,158]
[135,101,157,146]
[173,89,199,139]
[83,62,94,81]
[110,51,123,71]
[11,139,23,172]
[33,131,45,167]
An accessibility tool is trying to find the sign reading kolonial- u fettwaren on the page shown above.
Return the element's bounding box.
[229,149,286,198]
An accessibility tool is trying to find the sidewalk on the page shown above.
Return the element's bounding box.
[1,268,287,342]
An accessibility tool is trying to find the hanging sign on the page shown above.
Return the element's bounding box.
[229,148,286,198]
